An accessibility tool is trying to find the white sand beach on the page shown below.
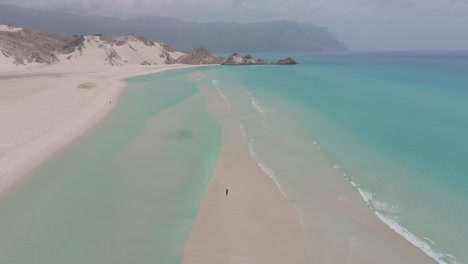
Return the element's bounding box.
[182,84,437,264]
[183,86,312,264]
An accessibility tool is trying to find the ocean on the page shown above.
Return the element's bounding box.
[203,51,468,264]
[0,52,467,263]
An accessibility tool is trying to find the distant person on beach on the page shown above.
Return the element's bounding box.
[225,188,229,196]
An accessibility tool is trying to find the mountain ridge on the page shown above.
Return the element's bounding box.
[0,4,347,53]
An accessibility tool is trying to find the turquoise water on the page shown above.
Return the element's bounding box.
[0,68,221,264]
[198,52,468,264]
[1,53,467,263]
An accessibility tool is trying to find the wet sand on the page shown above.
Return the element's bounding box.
[183,80,436,264]
[183,86,312,264]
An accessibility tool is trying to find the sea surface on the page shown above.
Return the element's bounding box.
[206,51,468,264]
[1,52,467,263]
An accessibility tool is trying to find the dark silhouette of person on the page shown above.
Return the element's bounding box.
[225,188,229,196]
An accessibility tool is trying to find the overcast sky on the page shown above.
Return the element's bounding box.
[2,0,468,51]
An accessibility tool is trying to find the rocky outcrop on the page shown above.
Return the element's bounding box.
[176,48,288,65]
[176,50,296,66]
[273,57,298,65]
[176,47,225,64]
[0,26,74,65]
[62,35,86,53]
[220,53,297,65]
[221,53,267,65]
[100,34,156,47]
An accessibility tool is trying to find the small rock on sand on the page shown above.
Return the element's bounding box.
[78,82,97,89]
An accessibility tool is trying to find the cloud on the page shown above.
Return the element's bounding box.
[1,0,468,50]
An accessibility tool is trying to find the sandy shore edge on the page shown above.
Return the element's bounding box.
[183,81,436,264]
[182,86,312,264]
[0,63,198,194]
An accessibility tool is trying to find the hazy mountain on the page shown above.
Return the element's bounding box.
[0,4,347,53]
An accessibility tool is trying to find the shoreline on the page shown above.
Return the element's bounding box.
[0,61,448,263]
[183,86,312,264]
[186,77,438,263]
[0,63,198,194]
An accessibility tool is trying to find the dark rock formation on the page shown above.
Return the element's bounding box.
[62,35,85,53]
[105,50,123,66]
[163,50,176,64]
[0,28,74,65]
[273,57,298,65]
[220,53,296,65]
[176,47,225,64]
[221,53,268,65]
[100,34,155,47]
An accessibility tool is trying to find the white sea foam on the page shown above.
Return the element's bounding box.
[351,182,459,264]
[372,200,400,213]
[214,86,231,109]
[424,237,436,245]
[247,139,288,197]
[211,79,219,86]
[375,212,458,264]
[250,95,266,114]
[312,140,322,149]
[239,123,247,137]
[314,142,458,263]
[357,188,374,204]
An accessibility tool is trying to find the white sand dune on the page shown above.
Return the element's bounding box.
[0,50,22,72]
[0,24,22,32]
[0,23,186,73]
[61,35,185,67]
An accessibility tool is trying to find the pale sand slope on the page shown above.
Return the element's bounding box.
[61,35,185,66]
[183,87,312,264]
[0,62,195,193]
[0,51,22,72]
